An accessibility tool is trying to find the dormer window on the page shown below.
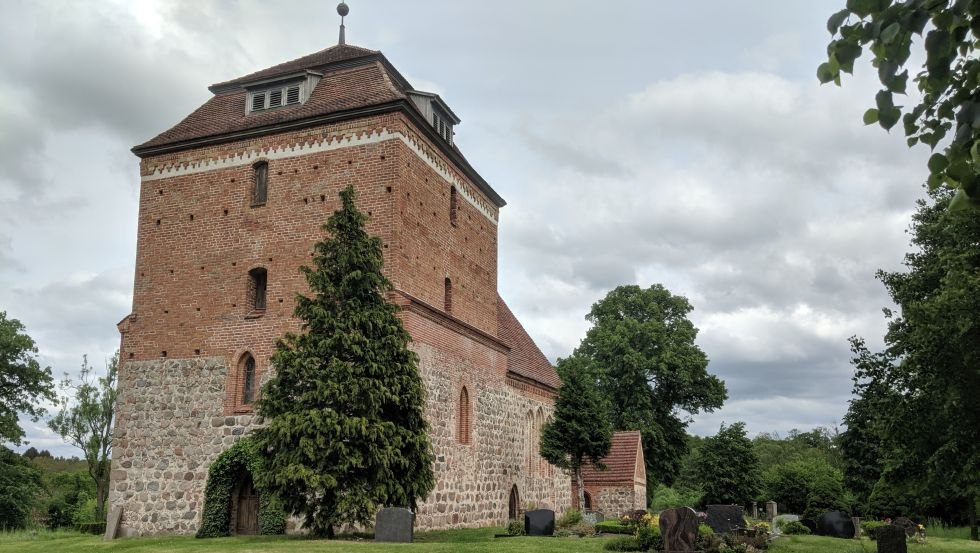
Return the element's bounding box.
[407,91,460,146]
[249,84,302,112]
[244,71,321,115]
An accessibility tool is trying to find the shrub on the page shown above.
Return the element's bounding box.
[727,532,769,550]
[699,523,714,536]
[751,521,771,533]
[650,484,705,511]
[596,519,633,535]
[861,520,887,540]
[557,507,583,528]
[603,536,644,551]
[781,520,811,535]
[555,521,596,537]
[71,498,97,525]
[636,522,663,551]
[698,532,725,553]
[506,519,525,536]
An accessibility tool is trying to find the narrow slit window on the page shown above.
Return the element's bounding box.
[242,355,256,404]
[444,277,452,313]
[457,386,471,444]
[252,162,268,205]
[249,267,268,310]
[449,186,458,227]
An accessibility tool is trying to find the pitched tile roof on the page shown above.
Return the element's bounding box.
[582,430,644,485]
[210,44,378,90]
[136,60,406,150]
[497,296,560,389]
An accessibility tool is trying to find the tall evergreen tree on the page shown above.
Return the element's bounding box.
[573,284,727,492]
[539,356,612,510]
[253,185,434,537]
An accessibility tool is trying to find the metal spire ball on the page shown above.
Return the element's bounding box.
[337,2,349,45]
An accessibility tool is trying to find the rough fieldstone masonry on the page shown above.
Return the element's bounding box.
[109,42,570,536]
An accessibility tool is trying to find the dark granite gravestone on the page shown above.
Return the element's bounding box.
[814,511,855,539]
[375,507,414,543]
[524,509,555,536]
[659,507,699,553]
[892,517,917,537]
[705,505,746,534]
[877,524,908,553]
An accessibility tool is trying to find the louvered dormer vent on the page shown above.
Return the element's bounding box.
[244,72,321,114]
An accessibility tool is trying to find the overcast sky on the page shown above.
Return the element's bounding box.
[1,1,928,456]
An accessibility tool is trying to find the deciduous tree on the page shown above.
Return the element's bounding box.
[253,185,434,537]
[539,356,612,510]
[573,284,727,490]
[0,311,54,446]
[48,353,118,522]
[820,1,980,210]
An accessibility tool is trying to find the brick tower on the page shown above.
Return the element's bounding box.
[108,17,569,537]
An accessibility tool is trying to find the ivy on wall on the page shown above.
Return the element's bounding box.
[195,437,286,538]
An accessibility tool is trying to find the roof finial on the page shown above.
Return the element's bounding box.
[337,2,349,45]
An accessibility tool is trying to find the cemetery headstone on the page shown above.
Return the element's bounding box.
[892,517,917,537]
[582,511,604,525]
[705,504,746,534]
[852,517,862,538]
[375,507,414,543]
[659,507,699,553]
[877,524,908,553]
[814,510,855,539]
[524,509,555,536]
[103,505,123,540]
[766,500,778,521]
[752,503,759,519]
[772,514,800,535]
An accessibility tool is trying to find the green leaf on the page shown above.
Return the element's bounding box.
[927,153,949,173]
[875,89,894,112]
[846,0,878,18]
[835,41,863,73]
[863,108,880,125]
[881,22,901,44]
[817,62,839,84]
[879,107,901,130]
[927,173,944,190]
[948,187,979,211]
[828,10,851,34]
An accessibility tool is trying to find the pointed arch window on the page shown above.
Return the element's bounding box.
[241,354,256,405]
[252,161,268,205]
[457,386,471,444]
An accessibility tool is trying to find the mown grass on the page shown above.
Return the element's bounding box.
[2,527,978,553]
[770,535,980,553]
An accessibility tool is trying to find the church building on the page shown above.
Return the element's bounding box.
[107,8,573,536]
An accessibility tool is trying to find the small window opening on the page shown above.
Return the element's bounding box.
[444,277,452,313]
[242,354,256,405]
[285,86,300,104]
[457,386,471,444]
[449,186,458,227]
[268,89,283,108]
[248,267,268,311]
[252,162,268,205]
[251,93,266,112]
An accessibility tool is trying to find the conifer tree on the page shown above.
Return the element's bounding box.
[540,356,612,511]
[253,185,434,537]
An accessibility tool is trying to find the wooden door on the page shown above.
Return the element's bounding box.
[235,477,259,535]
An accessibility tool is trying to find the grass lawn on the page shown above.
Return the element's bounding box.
[2,528,978,553]
[770,535,980,553]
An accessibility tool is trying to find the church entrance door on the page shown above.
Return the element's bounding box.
[508,485,520,520]
[235,475,259,535]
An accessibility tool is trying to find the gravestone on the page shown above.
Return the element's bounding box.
[705,505,746,534]
[752,503,759,519]
[103,505,123,540]
[892,517,917,537]
[582,511,604,525]
[524,509,555,536]
[814,510,855,539]
[659,507,699,553]
[766,501,778,521]
[375,507,414,543]
[852,517,862,538]
[772,514,800,535]
[877,524,908,553]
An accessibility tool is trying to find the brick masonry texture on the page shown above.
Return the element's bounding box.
[110,111,570,536]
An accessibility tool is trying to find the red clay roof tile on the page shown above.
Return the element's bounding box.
[497,296,560,389]
[581,430,644,485]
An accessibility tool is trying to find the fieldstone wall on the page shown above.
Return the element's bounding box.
[597,486,642,518]
[109,336,570,535]
[108,357,262,536]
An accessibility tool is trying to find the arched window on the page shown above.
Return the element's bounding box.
[449,186,458,227]
[252,161,268,205]
[457,386,471,444]
[508,485,520,520]
[583,491,593,511]
[545,415,555,477]
[248,267,267,310]
[536,408,545,475]
[241,353,256,405]
[526,410,535,475]
[444,277,452,313]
